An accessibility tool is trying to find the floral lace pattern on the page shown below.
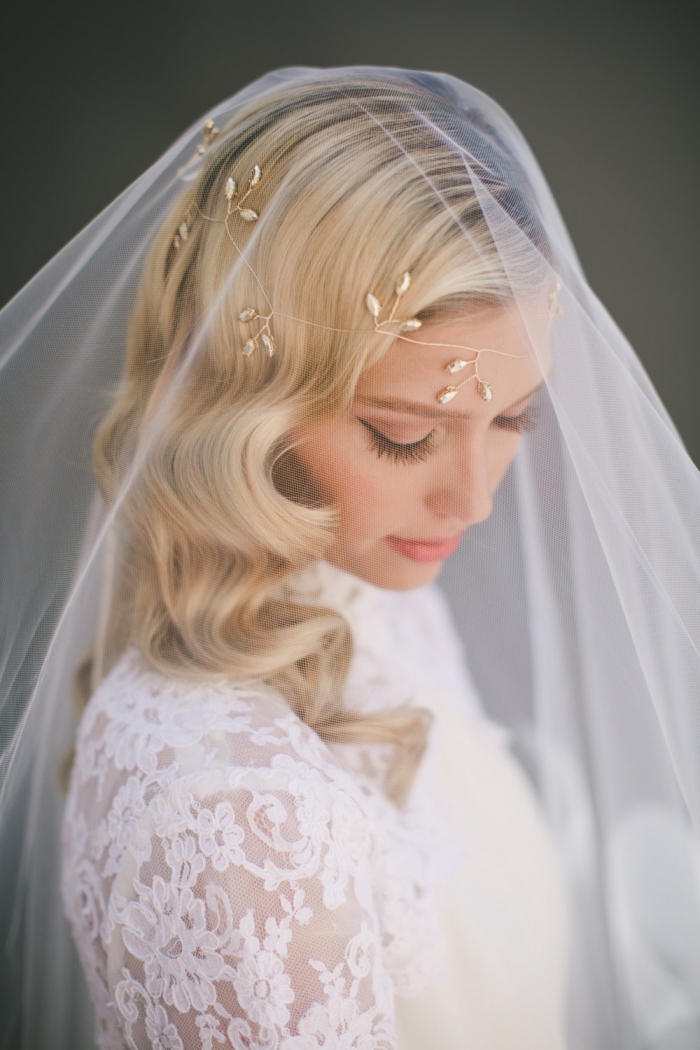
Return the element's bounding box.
[62,569,481,1049]
[63,667,444,1046]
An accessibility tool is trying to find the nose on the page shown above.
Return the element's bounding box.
[425,438,493,526]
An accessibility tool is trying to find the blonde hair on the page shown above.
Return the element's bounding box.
[85,72,535,804]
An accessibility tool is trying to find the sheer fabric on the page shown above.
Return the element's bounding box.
[62,563,568,1049]
[0,66,699,1050]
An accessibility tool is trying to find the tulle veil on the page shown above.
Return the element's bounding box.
[1,66,699,1049]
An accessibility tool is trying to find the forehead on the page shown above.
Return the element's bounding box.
[356,301,550,413]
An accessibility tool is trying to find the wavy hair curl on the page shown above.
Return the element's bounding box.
[83,71,541,804]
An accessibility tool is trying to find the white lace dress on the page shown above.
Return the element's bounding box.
[62,562,570,1049]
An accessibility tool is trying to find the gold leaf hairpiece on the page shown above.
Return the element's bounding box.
[239,308,275,358]
[365,271,424,335]
[223,164,263,223]
[365,271,550,405]
[197,119,220,155]
[172,146,564,381]
[174,157,275,358]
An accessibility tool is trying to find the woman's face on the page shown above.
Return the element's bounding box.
[293,303,548,590]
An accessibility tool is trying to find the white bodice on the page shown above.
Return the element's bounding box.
[62,563,569,1049]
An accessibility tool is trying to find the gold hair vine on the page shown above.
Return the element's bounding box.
[238,306,275,358]
[366,272,504,405]
[548,280,563,319]
[173,161,264,251]
[197,119,220,155]
[221,164,275,356]
[176,120,222,184]
[365,271,424,336]
[436,360,493,405]
[435,282,564,403]
[172,210,193,251]
[223,164,263,224]
[173,158,275,357]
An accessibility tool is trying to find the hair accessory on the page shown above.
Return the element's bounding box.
[172,208,194,251]
[224,164,263,223]
[435,363,492,405]
[197,119,220,155]
[366,271,423,335]
[176,120,222,182]
[238,307,275,357]
[174,163,265,251]
[437,362,493,405]
[173,163,276,359]
[548,280,563,319]
[222,165,275,356]
[366,271,525,405]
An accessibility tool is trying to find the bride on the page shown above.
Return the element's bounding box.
[2,68,700,1050]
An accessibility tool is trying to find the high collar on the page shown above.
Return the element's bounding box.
[289,559,485,723]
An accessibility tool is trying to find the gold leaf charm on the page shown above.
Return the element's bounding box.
[239,209,259,222]
[250,165,262,188]
[242,340,256,357]
[197,119,220,154]
[262,332,275,357]
[478,381,493,401]
[203,119,219,141]
[239,308,257,322]
[548,281,563,318]
[366,293,381,318]
[437,386,458,404]
[400,319,422,331]
[225,177,237,200]
[445,359,468,374]
[395,271,411,296]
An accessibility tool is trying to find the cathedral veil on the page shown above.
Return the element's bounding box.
[1,66,699,1048]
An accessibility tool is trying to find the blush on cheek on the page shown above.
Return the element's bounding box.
[292,422,452,591]
[297,424,371,499]
[293,419,435,570]
[334,473,399,548]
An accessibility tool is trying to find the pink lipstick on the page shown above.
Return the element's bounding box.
[387,533,463,563]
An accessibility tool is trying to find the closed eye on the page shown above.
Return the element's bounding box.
[493,405,540,434]
[359,419,437,464]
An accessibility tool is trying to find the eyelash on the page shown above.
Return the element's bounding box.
[360,420,437,464]
[360,405,539,464]
[494,405,539,434]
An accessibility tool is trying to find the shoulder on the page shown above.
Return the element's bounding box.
[71,649,358,804]
[65,650,376,916]
[63,659,396,1049]
[84,646,288,726]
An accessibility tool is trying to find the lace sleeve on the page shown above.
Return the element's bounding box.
[62,658,397,1050]
[108,761,396,1050]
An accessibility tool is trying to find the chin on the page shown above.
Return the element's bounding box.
[326,547,443,592]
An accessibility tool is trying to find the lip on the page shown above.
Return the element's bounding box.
[386,533,463,563]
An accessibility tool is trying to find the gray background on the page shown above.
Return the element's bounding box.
[1,0,698,460]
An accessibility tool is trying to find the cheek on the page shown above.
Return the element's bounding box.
[294,424,417,537]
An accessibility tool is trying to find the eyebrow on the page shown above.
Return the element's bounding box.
[355,381,546,420]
